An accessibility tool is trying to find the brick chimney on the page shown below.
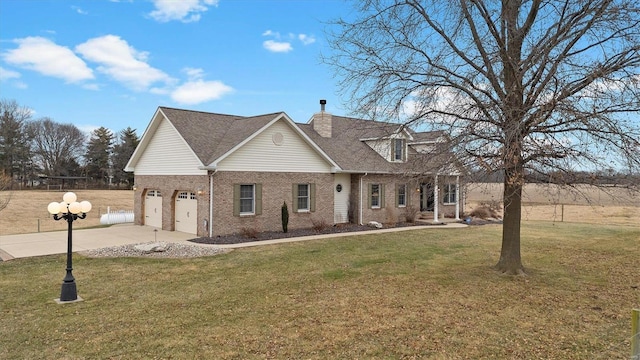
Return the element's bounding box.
[313,99,332,137]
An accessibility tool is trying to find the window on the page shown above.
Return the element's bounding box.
[292,183,316,212]
[297,184,309,211]
[443,183,457,204]
[393,139,405,161]
[234,184,262,216]
[397,184,407,207]
[240,185,254,214]
[369,183,384,209]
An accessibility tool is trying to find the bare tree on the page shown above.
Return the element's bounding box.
[27,118,86,177]
[326,0,640,274]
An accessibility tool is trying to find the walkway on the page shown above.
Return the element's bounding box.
[0,222,467,261]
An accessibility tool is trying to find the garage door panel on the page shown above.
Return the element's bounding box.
[175,191,197,234]
[144,190,162,228]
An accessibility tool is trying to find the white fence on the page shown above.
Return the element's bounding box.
[99,207,134,225]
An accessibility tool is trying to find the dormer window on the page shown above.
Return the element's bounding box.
[392,138,405,162]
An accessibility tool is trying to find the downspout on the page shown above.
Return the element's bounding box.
[433,174,439,223]
[359,173,368,225]
[455,175,460,220]
[209,170,217,236]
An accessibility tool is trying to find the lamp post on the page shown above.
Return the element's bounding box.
[47,192,92,302]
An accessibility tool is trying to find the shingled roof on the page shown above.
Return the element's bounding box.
[299,115,453,174]
[159,107,283,166]
[133,106,458,174]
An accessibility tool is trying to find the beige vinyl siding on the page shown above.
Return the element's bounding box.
[135,118,206,175]
[217,119,332,172]
[334,173,351,223]
[364,139,390,160]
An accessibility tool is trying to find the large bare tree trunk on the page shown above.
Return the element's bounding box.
[495,178,525,275]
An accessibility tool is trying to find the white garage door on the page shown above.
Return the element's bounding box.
[144,190,162,228]
[175,191,197,234]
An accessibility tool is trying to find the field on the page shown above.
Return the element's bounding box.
[1,222,639,359]
[0,190,134,235]
[466,183,640,226]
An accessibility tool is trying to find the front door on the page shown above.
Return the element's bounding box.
[420,182,434,212]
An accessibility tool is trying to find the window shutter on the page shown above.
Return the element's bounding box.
[391,140,396,161]
[395,184,400,207]
[310,183,316,212]
[233,184,240,216]
[380,184,386,208]
[255,183,262,215]
[292,184,298,212]
[406,185,411,206]
[367,183,372,208]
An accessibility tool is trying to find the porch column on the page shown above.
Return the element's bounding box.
[455,175,460,220]
[433,175,439,223]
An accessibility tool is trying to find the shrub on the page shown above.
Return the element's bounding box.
[311,217,330,233]
[384,205,398,226]
[240,227,259,239]
[469,201,503,219]
[281,201,289,233]
[404,206,419,223]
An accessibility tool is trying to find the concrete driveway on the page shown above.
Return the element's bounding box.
[0,224,196,260]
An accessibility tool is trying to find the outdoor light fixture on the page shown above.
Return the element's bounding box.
[48,192,92,303]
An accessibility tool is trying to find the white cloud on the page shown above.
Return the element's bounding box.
[149,0,218,23]
[2,37,94,83]
[263,40,293,53]
[75,35,172,91]
[72,6,88,15]
[171,79,233,105]
[182,67,205,80]
[298,34,316,45]
[0,66,21,81]
[261,30,316,53]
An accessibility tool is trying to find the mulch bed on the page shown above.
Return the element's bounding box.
[190,223,419,245]
[189,218,500,245]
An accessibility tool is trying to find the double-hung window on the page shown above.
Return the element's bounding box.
[239,184,255,214]
[443,183,457,204]
[393,139,405,162]
[292,183,316,212]
[297,184,309,211]
[397,184,407,207]
[370,183,381,208]
[233,183,262,216]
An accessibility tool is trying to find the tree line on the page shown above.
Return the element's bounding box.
[0,99,139,189]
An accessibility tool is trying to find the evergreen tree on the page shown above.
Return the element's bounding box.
[0,99,33,184]
[112,127,139,187]
[85,127,114,186]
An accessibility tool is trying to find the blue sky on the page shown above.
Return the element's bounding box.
[0,0,352,136]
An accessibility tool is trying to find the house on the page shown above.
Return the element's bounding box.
[124,101,464,237]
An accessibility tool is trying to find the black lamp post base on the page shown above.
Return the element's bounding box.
[59,281,78,302]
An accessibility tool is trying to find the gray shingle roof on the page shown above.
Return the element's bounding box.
[159,106,455,174]
[159,107,282,166]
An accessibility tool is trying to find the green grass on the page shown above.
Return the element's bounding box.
[1,222,639,359]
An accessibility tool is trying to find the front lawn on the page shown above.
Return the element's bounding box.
[1,222,638,359]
